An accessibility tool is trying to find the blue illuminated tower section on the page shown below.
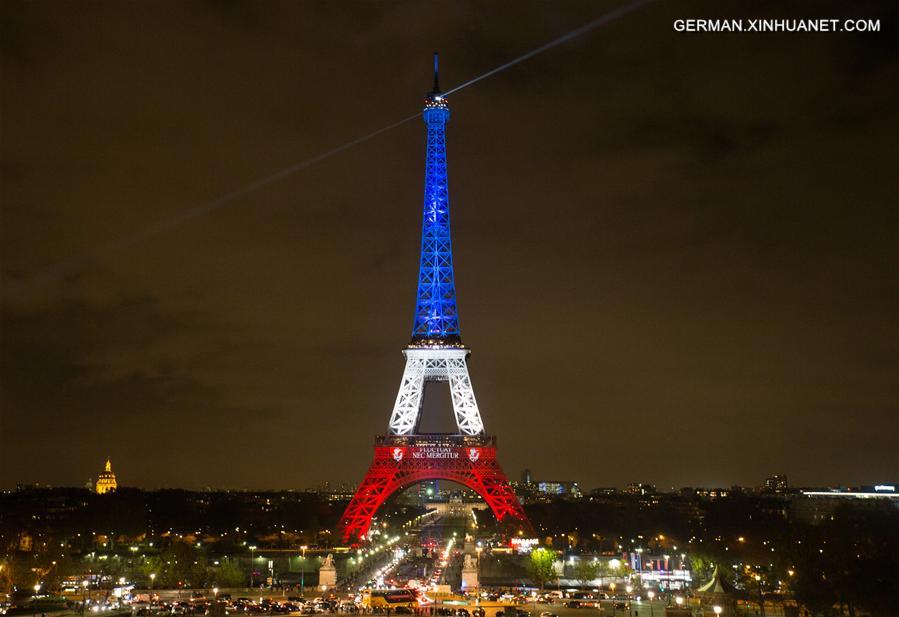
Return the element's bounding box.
[411,54,461,346]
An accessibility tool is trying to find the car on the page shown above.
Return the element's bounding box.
[540,613,558,617]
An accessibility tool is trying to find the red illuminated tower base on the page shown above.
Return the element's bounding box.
[339,435,530,543]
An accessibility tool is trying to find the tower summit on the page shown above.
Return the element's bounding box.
[338,56,531,543]
[411,52,460,346]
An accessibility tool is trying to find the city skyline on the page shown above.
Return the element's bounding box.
[2,1,897,491]
[8,455,895,495]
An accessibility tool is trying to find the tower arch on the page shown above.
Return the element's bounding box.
[339,437,529,543]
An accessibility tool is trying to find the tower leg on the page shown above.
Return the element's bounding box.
[387,355,426,435]
[339,457,402,543]
[447,356,484,435]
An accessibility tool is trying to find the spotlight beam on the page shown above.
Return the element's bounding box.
[443,0,656,97]
[16,0,655,289]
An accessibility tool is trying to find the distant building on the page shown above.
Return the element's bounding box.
[590,487,618,496]
[790,486,898,522]
[626,483,656,495]
[512,471,581,502]
[95,458,117,494]
[764,474,788,493]
[537,481,582,498]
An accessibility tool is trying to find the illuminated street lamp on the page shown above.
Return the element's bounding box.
[249,546,257,587]
[674,596,684,607]
[213,588,219,599]
[753,574,765,617]
[33,584,41,617]
[647,591,655,617]
[149,573,156,589]
[713,606,722,616]
[300,546,308,596]
[81,580,89,617]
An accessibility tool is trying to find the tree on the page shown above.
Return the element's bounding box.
[528,548,557,591]
[214,558,246,588]
[688,554,714,582]
[573,559,600,588]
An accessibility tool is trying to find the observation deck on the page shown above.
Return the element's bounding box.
[375,433,496,448]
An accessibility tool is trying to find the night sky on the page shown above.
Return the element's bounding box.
[2,1,897,491]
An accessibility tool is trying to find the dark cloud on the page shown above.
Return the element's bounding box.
[1,0,896,490]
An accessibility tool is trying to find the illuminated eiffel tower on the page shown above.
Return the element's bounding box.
[338,55,531,543]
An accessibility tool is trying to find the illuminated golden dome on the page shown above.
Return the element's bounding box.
[95,458,117,494]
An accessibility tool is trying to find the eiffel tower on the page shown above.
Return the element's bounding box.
[338,55,531,543]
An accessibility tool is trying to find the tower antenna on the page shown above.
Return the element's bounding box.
[433,51,440,93]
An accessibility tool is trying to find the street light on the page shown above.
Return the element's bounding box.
[647,591,655,617]
[149,573,156,590]
[33,584,41,617]
[674,596,684,607]
[249,546,257,588]
[300,546,308,596]
[713,606,722,616]
[213,588,219,599]
[754,574,765,617]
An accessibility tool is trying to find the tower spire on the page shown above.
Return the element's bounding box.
[412,54,459,346]
[432,51,440,94]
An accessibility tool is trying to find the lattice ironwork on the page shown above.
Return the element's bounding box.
[411,71,460,346]
[387,348,484,435]
[339,441,531,543]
